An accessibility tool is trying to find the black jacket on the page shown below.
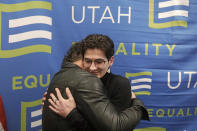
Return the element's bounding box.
[101,72,131,112]
[42,62,149,131]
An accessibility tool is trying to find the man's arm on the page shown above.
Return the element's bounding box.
[46,72,149,131]
[48,89,144,131]
[48,88,93,131]
[73,74,149,131]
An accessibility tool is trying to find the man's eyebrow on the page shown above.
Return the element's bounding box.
[95,59,105,61]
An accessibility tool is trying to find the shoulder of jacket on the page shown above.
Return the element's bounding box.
[60,68,101,87]
[111,73,129,82]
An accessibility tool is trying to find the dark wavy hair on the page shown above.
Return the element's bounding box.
[81,34,114,60]
[61,42,82,68]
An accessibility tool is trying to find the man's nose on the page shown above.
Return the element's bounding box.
[89,62,97,70]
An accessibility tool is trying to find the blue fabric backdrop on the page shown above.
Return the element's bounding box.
[0,0,196,131]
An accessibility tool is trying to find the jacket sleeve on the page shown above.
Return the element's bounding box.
[72,73,149,131]
[65,108,93,131]
[108,75,131,111]
[130,98,150,121]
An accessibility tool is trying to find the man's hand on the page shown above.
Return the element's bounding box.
[48,88,76,118]
[131,92,136,99]
[41,91,47,111]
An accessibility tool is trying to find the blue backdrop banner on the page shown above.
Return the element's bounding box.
[0,0,196,131]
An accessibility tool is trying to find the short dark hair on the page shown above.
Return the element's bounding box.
[61,42,82,68]
[81,34,114,60]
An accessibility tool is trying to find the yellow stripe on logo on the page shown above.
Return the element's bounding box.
[135,91,151,96]
[134,127,166,131]
[0,1,52,12]
[126,72,152,78]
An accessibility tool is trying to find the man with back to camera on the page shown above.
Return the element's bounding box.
[42,34,149,131]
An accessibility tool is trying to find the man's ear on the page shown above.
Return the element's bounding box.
[109,56,114,67]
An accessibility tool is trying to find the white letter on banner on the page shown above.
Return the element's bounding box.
[118,6,131,24]
[72,6,85,24]
[88,6,100,23]
[99,6,115,23]
[184,72,197,88]
[168,72,181,89]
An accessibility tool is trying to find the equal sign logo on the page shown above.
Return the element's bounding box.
[126,72,152,96]
[149,0,189,29]
[21,99,42,131]
[0,1,52,58]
